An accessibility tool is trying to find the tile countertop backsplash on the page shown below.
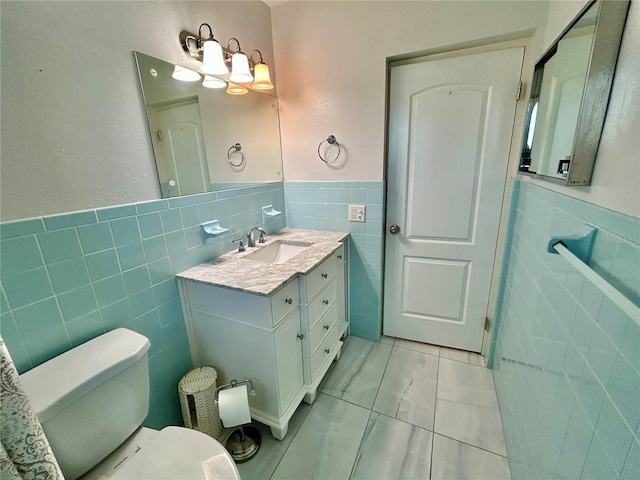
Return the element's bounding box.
[177,228,348,296]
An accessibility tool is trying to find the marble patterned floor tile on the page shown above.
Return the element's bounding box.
[394,338,440,357]
[468,352,487,367]
[270,394,370,480]
[235,402,312,480]
[351,412,433,480]
[321,336,392,409]
[439,346,486,367]
[440,346,472,363]
[431,434,511,480]
[373,347,439,431]
[434,358,507,456]
[380,335,395,345]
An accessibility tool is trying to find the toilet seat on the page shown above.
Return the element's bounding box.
[110,426,240,480]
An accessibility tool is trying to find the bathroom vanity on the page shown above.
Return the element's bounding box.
[177,229,348,440]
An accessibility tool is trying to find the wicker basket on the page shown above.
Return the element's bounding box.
[178,367,222,440]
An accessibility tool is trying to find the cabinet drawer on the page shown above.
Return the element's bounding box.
[335,244,345,265]
[308,302,337,355]
[307,279,336,330]
[271,280,300,326]
[310,324,338,380]
[305,252,337,300]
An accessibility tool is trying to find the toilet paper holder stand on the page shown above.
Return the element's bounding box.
[215,378,256,404]
[214,378,261,463]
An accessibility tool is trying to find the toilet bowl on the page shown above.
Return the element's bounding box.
[81,426,239,480]
[20,328,239,480]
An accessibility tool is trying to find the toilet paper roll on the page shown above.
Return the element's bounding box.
[218,384,251,428]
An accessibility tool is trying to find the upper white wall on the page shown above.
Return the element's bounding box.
[271,0,550,182]
[523,0,640,218]
[0,1,275,221]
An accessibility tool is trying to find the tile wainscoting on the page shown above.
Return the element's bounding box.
[491,180,639,479]
[284,181,385,341]
[0,183,286,428]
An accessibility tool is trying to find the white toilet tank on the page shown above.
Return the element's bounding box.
[20,328,151,480]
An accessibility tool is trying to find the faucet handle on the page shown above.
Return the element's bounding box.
[259,232,266,243]
[232,238,245,252]
[246,232,255,248]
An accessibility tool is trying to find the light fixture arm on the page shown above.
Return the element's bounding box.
[197,23,215,48]
[249,49,265,68]
[226,38,243,54]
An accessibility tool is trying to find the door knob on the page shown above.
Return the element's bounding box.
[389,225,400,235]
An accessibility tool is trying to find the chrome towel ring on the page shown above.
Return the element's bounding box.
[228,143,245,167]
[318,135,341,164]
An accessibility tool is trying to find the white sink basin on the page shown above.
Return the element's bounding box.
[245,241,312,264]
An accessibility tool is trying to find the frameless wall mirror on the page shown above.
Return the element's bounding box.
[134,52,283,197]
[519,0,630,185]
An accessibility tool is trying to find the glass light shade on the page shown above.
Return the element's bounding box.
[226,82,248,95]
[252,63,274,90]
[202,75,227,89]
[201,40,229,75]
[229,52,253,83]
[172,65,201,82]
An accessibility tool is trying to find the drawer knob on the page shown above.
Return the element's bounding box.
[297,333,304,340]
[337,254,343,259]
[324,348,331,354]
[285,298,293,305]
[323,299,329,305]
[321,273,328,279]
[324,324,330,330]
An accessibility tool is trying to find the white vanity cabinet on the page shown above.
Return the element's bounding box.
[178,239,348,441]
[180,278,304,439]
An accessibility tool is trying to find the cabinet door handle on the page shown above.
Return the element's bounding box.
[337,254,343,259]
[323,299,329,305]
[321,273,328,279]
[297,333,304,340]
[285,298,293,305]
[324,348,331,354]
[324,324,330,330]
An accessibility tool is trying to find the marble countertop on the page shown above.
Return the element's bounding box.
[177,228,349,296]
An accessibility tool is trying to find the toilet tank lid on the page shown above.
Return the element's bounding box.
[20,328,151,423]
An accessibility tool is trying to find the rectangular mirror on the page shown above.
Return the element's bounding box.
[134,52,283,197]
[519,0,629,185]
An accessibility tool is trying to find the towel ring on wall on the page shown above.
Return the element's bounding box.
[228,143,245,167]
[317,135,341,164]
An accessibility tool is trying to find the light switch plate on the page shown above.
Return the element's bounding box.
[349,204,366,222]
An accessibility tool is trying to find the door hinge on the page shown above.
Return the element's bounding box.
[484,317,491,331]
[516,81,523,101]
[157,130,163,141]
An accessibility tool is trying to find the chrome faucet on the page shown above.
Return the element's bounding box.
[247,227,267,247]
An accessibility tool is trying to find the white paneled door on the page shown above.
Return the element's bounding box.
[151,100,210,197]
[384,47,524,352]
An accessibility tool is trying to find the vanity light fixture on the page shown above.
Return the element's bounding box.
[198,23,229,75]
[227,38,253,83]
[172,65,201,82]
[249,50,274,90]
[226,82,248,95]
[202,75,227,89]
[180,23,274,90]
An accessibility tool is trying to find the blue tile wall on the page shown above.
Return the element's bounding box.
[284,181,384,341]
[491,180,640,479]
[0,183,286,428]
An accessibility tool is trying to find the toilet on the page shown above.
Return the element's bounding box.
[19,328,240,480]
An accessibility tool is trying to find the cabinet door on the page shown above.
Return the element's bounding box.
[274,309,304,414]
